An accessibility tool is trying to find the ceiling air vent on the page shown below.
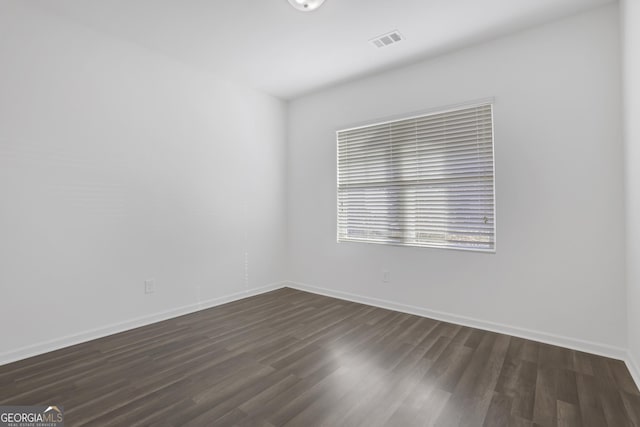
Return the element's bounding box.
[370,30,404,48]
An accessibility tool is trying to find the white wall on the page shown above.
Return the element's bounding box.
[287,5,626,354]
[0,2,287,362]
[0,1,630,367]
[622,0,640,380]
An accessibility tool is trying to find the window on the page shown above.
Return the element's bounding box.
[337,102,495,252]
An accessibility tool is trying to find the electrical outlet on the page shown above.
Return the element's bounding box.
[383,270,390,283]
[144,279,155,294]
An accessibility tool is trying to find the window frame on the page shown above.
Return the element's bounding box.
[336,99,497,253]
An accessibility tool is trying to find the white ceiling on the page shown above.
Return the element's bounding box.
[39,0,614,99]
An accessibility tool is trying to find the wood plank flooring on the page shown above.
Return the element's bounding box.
[1,287,638,426]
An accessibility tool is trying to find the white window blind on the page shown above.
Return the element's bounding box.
[337,102,495,252]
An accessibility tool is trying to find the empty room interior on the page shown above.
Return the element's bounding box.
[2,0,640,425]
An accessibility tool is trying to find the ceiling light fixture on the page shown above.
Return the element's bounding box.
[287,0,325,12]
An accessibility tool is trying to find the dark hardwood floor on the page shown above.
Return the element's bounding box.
[1,287,638,426]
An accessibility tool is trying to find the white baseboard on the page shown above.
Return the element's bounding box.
[4,280,638,392]
[626,350,640,391]
[285,281,628,361]
[0,282,287,367]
